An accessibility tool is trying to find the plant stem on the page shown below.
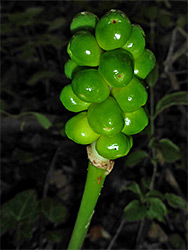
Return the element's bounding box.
[68,161,107,250]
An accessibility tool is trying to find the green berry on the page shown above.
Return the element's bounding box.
[87,97,124,136]
[65,112,100,145]
[121,107,149,135]
[60,84,90,112]
[67,31,102,66]
[111,76,148,112]
[122,24,145,59]
[98,49,134,88]
[134,49,156,79]
[64,59,86,80]
[95,9,132,50]
[96,133,133,160]
[70,11,99,33]
[72,69,110,103]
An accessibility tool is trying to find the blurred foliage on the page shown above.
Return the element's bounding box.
[1,1,187,249]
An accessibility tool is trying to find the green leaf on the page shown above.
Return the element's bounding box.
[124,200,147,221]
[45,230,63,242]
[27,71,57,86]
[40,197,68,223]
[124,150,148,167]
[16,222,33,242]
[146,64,159,88]
[145,197,167,222]
[12,148,32,163]
[126,182,143,200]
[155,91,188,117]
[31,112,52,130]
[25,7,44,17]
[165,193,187,210]
[0,190,38,233]
[48,18,66,31]
[145,190,165,201]
[157,138,180,163]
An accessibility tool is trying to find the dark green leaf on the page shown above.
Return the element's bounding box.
[27,71,57,86]
[16,222,33,242]
[155,91,188,117]
[144,6,159,20]
[124,200,147,221]
[25,7,44,17]
[146,64,159,88]
[157,138,180,163]
[145,190,165,201]
[12,148,32,163]
[40,197,68,223]
[48,18,66,31]
[165,193,187,210]
[31,112,52,130]
[45,230,63,242]
[126,182,143,199]
[124,150,148,167]
[145,197,167,222]
[1,190,38,234]
[169,233,186,249]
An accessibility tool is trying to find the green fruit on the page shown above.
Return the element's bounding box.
[96,133,132,159]
[121,107,149,135]
[95,9,132,50]
[134,49,156,79]
[111,76,148,112]
[72,69,110,103]
[60,84,90,112]
[64,59,86,79]
[67,31,102,67]
[98,49,134,88]
[70,11,99,33]
[65,112,100,145]
[87,97,124,136]
[122,24,145,59]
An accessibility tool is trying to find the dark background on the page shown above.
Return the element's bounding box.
[1,1,187,249]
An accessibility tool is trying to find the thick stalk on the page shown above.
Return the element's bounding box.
[68,161,107,250]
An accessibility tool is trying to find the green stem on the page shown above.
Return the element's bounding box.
[68,161,107,250]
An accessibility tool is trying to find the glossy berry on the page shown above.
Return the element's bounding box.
[72,69,110,103]
[96,133,133,159]
[121,107,149,135]
[122,24,145,59]
[70,11,99,33]
[64,59,86,80]
[60,84,90,112]
[87,97,124,136]
[134,49,156,79]
[65,112,100,145]
[67,31,102,66]
[111,76,148,112]
[98,49,134,88]
[95,9,132,50]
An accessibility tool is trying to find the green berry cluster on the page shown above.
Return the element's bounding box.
[60,10,156,160]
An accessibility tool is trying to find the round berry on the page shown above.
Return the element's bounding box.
[98,49,134,88]
[70,11,99,33]
[72,69,110,103]
[122,24,145,59]
[111,76,148,112]
[121,107,149,135]
[65,112,100,145]
[60,84,90,112]
[67,31,102,66]
[134,49,156,79]
[64,59,86,80]
[95,9,132,50]
[96,133,132,160]
[87,97,124,136]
